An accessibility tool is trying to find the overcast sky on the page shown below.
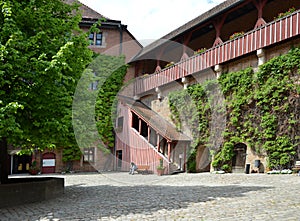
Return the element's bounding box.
[79,0,226,46]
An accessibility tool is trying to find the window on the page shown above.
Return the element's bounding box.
[89,32,103,46]
[116,116,124,132]
[95,33,102,45]
[89,33,94,45]
[89,72,98,90]
[89,80,98,90]
[83,148,95,163]
[132,112,139,131]
[117,117,124,129]
[149,127,157,146]
[140,120,148,138]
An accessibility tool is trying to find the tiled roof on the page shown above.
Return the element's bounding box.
[65,0,109,20]
[120,96,191,142]
[131,0,242,61]
[65,0,143,48]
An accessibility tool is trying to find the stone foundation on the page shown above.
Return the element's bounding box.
[0,177,64,208]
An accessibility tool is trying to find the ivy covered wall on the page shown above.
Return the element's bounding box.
[94,55,128,150]
[169,47,300,172]
[63,54,128,165]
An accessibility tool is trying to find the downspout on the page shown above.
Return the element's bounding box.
[114,23,123,171]
[119,23,123,55]
[113,130,116,171]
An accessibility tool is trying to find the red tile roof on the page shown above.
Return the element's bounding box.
[65,0,109,20]
[120,96,191,142]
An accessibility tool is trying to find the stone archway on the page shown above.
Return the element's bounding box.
[232,143,247,173]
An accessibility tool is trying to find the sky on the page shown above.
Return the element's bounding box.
[79,0,226,46]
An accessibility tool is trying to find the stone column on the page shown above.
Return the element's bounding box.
[182,77,189,89]
[214,64,222,78]
[257,48,265,66]
[155,87,162,101]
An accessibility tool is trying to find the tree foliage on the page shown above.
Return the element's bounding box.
[0,0,93,182]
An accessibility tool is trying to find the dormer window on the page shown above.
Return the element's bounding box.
[89,32,103,46]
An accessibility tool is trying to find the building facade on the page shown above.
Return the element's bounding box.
[10,0,300,175]
[115,0,300,174]
[8,0,142,175]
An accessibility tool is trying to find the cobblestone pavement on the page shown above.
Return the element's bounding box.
[0,172,300,221]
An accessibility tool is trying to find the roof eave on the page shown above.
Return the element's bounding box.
[132,0,245,61]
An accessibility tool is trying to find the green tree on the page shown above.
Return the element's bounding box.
[0,0,93,183]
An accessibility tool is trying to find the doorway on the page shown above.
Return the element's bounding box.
[232,143,247,173]
[116,150,122,170]
[42,152,56,174]
[12,154,32,174]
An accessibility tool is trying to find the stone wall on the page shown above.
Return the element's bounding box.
[246,146,268,173]
[0,177,64,208]
[139,37,300,173]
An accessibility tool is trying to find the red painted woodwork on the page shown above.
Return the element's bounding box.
[41,152,56,174]
[134,10,300,95]
[213,14,227,46]
[115,102,170,174]
[253,0,268,28]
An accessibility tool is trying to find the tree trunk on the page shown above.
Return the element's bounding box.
[0,137,9,184]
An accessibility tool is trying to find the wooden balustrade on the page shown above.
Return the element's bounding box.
[134,10,300,95]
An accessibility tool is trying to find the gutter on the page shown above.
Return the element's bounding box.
[119,23,123,55]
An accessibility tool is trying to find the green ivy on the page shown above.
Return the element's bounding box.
[169,47,300,171]
[93,54,128,150]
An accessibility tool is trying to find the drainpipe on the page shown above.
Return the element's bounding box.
[119,23,123,55]
[113,130,116,171]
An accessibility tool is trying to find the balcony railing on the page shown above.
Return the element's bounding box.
[134,10,300,96]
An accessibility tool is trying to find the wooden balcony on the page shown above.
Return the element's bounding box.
[134,10,300,96]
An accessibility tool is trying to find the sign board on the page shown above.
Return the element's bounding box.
[42,159,55,167]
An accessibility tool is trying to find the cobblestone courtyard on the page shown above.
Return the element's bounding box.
[0,172,299,221]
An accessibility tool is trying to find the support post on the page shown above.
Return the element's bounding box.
[253,0,267,28]
[167,142,171,174]
[155,65,161,73]
[212,14,227,47]
[257,48,265,66]
[147,125,150,143]
[182,77,189,89]
[138,118,142,134]
[214,64,223,78]
[157,134,160,152]
[180,53,189,61]
[155,87,162,101]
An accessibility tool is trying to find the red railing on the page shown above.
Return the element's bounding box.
[135,10,300,95]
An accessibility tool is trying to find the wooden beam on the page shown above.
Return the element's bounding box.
[157,133,160,152]
[138,118,141,134]
[147,125,150,143]
[167,142,171,162]
[253,0,268,28]
[212,14,228,46]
